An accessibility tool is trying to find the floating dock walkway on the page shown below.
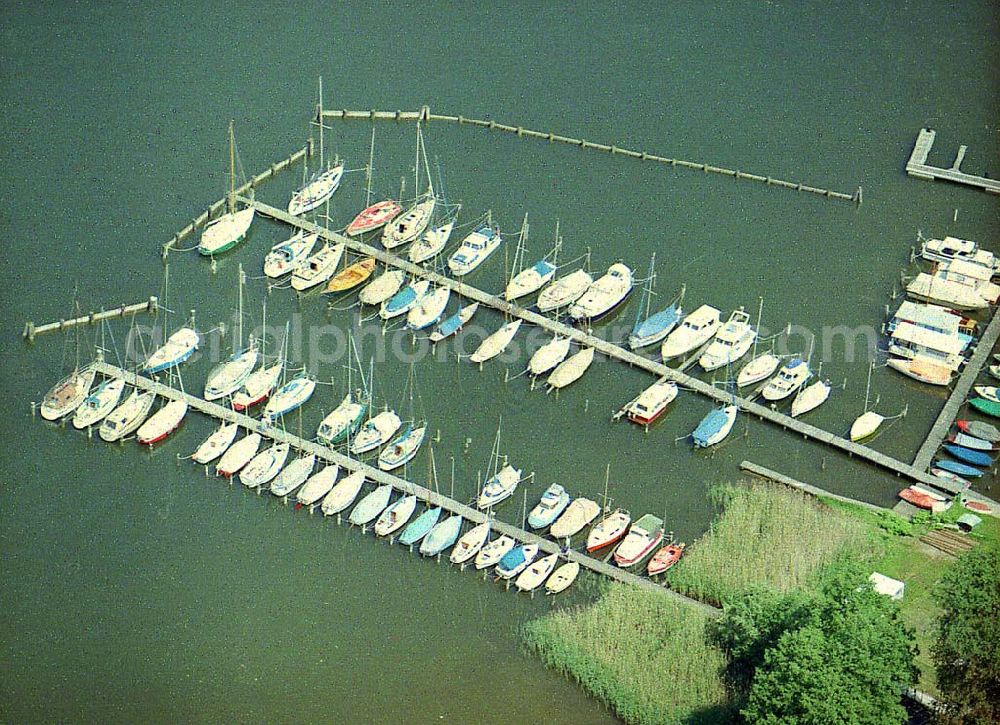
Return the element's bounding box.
[906,128,1000,195]
[913,303,1000,471]
[88,359,716,614]
[321,107,862,205]
[244,197,981,499]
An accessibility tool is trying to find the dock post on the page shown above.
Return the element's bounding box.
[30,401,36,417]
[23,321,35,343]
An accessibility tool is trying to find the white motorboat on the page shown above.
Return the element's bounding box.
[291,244,344,292]
[215,432,262,477]
[288,164,344,216]
[98,390,155,442]
[474,535,515,570]
[71,376,123,429]
[321,470,366,516]
[936,259,1000,301]
[920,235,998,272]
[699,308,755,371]
[374,494,418,536]
[660,305,722,359]
[568,263,633,321]
[350,410,402,454]
[191,422,239,464]
[550,498,601,539]
[359,269,406,306]
[547,347,595,390]
[450,520,491,564]
[407,286,451,330]
[528,336,572,376]
[240,442,291,488]
[537,269,592,313]
[470,320,522,364]
[143,328,199,374]
[297,465,340,506]
[515,553,560,592]
[382,197,435,249]
[624,379,678,425]
[613,514,664,567]
[270,453,316,497]
[42,367,96,421]
[409,220,456,264]
[447,225,502,276]
[137,400,187,444]
[790,380,831,417]
[263,231,318,278]
[477,464,522,509]
[761,358,810,401]
[379,279,430,320]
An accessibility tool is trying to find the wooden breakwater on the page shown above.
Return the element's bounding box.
[23,297,159,343]
[321,106,862,204]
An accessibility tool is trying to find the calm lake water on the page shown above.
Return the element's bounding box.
[2,1,998,722]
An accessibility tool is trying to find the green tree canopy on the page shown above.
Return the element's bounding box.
[933,544,1000,724]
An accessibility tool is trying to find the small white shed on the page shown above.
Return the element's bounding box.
[869,572,905,601]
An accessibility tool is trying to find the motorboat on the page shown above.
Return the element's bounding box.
[586,510,630,552]
[496,544,539,579]
[447,225,502,276]
[660,305,721,360]
[920,235,998,272]
[647,543,686,575]
[699,308,755,371]
[527,484,571,529]
[476,464,522,509]
[761,358,810,401]
[613,514,664,567]
[906,272,989,311]
[624,379,678,425]
[568,263,633,321]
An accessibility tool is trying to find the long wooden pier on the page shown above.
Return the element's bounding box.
[244,197,977,498]
[905,128,1000,195]
[321,107,862,205]
[913,304,1000,471]
[23,297,159,343]
[88,359,717,613]
[740,461,892,514]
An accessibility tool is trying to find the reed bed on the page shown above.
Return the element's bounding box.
[666,481,880,606]
[524,585,731,725]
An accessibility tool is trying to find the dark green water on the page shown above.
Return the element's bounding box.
[2,2,998,722]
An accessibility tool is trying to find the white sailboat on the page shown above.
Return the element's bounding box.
[263,231,318,278]
[72,376,125,429]
[270,453,316,497]
[350,409,402,454]
[379,279,430,320]
[99,389,155,442]
[429,302,479,343]
[232,319,286,412]
[199,121,255,256]
[297,465,340,506]
[476,421,522,508]
[359,269,406,306]
[545,562,581,595]
[450,520,491,564]
[736,298,780,387]
[409,219,457,264]
[791,379,831,418]
[41,367,96,422]
[288,79,344,216]
[470,320,522,364]
[515,553,560,592]
[375,494,418,537]
[137,400,187,445]
[204,265,258,401]
[850,362,884,441]
[291,243,345,292]
[215,432,262,477]
[407,286,451,331]
[382,126,436,248]
[191,421,239,464]
[537,269,593,313]
[547,347,595,390]
[321,470,366,516]
[143,327,199,374]
[262,372,316,423]
[240,441,290,488]
[528,336,572,377]
[504,216,559,301]
[474,535,516,570]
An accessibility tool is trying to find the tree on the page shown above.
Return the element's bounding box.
[933,544,1000,724]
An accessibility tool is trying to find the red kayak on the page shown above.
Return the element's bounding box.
[965,500,992,514]
[899,487,937,510]
[346,200,402,236]
[647,542,685,575]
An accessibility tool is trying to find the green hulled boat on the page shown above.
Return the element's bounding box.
[969,397,1000,418]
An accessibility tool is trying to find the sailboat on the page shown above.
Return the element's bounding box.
[409,213,458,264]
[289,78,343,216]
[699,308,756,371]
[382,127,436,248]
[470,320,522,364]
[143,327,199,374]
[232,319,286,411]
[99,389,155,442]
[791,379,831,418]
[496,544,540,579]
[400,450,443,547]
[661,305,722,360]
[348,132,401,236]
[550,497,601,539]
[270,453,316,498]
[419,514,463,556]
[528,336,572,377]
[537,268,592,313]
[450,520,491,564]
[375,494,418,537]
[358,269,406,306]
[215,431,262,477]
[316,337,368,445]
[262,372,316,424]
[191,421,239,464]
[429,303,479,343]
[41,368,96,422]
[349,484,394,526]
[325,257,376,294]
[320,470,366,516]
[379,279,430,320]
[547,347,595,390]
[648,543,686,575]
[474,535,516,570]
[504,217,558,301]
[350,363,401,455]
[586,466,630,551]
[736,297,780,387]
[849,362,884,441]
[476,420,522,508]
[240,441,290,489]
[72,377,125,429]
[545,562,581,595]
[761,357,811,401]
[296,464,340,506]
[291,243,345,292]
[692,403,739,448]
[568,263,633,321]
[263,231,318,278]
[515,553,560,592]
[136,399,187,445]
[447,224,503,276]
[204,266,258,401]
[628,255,683,349]
[378,424,427,471]
[407,286,451,331]
[199,120,255,256]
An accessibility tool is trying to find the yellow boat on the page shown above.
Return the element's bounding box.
[325,257,376,293]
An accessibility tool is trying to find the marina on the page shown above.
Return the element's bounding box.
[905,128,1000,195]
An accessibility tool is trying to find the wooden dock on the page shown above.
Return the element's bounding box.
[320,107,862,205]
[740,461,893,514]
[905,128,1000,195]
[23,297,159,343]
[88,359,717,613]
[244,197,970,496]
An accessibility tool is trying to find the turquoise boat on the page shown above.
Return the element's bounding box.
[420,514,464,556]
[398,506,442,546]
[970,397,1000,418]
[527,484,571,529]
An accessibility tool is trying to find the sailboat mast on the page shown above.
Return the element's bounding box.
[414,123,421,200]
[553,220,560,266]
[318,76,325,170]
[603,463,611,511]
[863,361,873,413]
[227,120,235,215]
[752,296,764,358]
[366,127,375,208]
[236,263,244,354]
